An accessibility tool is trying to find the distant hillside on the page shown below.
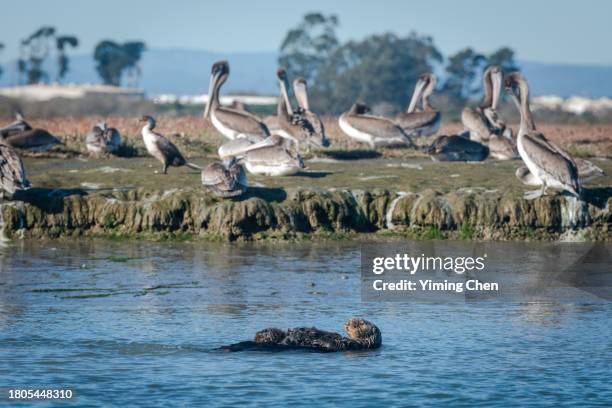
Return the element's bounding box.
[0,48,279,96]
[1,48,611,97]
[519,61,612,97]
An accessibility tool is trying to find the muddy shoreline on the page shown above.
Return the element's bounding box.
[1,140,610,242]
[2,182,610,242]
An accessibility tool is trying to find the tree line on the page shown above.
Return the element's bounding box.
[0,26,146,87]
[2,17,517,105]
[279,13,519,114]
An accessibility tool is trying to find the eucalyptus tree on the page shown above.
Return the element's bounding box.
[17,27,79,84]
[94,40,146,87]
[56,35,79,82]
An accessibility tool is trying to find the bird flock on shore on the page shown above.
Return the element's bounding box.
[0,60,605,200]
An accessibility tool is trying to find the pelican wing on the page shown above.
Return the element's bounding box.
[86,129,107,148]
[303,110,328,147]
[483,108,506,131]
[574,158,604,181]
[201,162,245,197]
[347,115,410,142]
[461,107,491,141]
[304,111,325,137]
[245,146,300,167]
[239,136,278,154]
[263,116,280,131]
[281,112,316,142]
[219,137,263,159]
[4,129,61,149]
[0,144,30,194]
[202,163,231,186]
[522,131,579,191]
[489,134,518,159]
[397,111,439,130]
[0,120,32,138]
[215,107,270,137]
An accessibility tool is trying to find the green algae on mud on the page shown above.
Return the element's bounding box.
[1,157,610,242]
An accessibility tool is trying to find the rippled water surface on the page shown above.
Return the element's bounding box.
[1,240,610,407]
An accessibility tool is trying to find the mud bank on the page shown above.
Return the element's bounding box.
[1,185,609,241]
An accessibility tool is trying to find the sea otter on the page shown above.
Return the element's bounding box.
[219,317,381,352]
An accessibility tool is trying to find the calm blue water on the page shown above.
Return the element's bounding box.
[0,240,610,407]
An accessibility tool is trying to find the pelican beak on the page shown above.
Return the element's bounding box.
[407,77,427,113]
[293,78,309,111]
[491,70,502,110]
[277,69,293,116]
[204,69,221,119]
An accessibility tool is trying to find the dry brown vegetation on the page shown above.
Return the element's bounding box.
[1,115,610,159]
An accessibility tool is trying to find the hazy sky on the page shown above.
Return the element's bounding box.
[1,0,611,65]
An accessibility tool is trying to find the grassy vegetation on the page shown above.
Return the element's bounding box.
[1,114,611,160]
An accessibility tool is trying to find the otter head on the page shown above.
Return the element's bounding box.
[344,317,382,349]
[254,328,285,344]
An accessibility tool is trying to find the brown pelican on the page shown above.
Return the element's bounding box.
[516,158,604,186]
[339,102,414,148]
[273,69,319,151]
[226,100,247,111]
[203,60,270,140]
[218,134,271,160]
[293,77,330,148]
[0,141,30,198]
[462,66,518,160]
[505,72,580,199]
[139,116,201,174]
[86,122,121,156]
[0,112,31,137]
[0,112,61,151]
[462,66,502,143]
[425,135,489,162]
[241,134,305,176]
[396,73,441,137]
[201,157,248,198]
[488,132,518,160]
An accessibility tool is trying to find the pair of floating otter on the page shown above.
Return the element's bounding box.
[219,318,381,353]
